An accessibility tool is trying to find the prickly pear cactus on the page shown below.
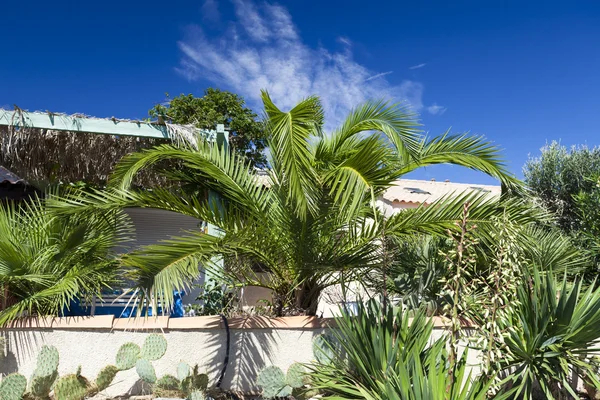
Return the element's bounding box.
[286,362,305,388]
[95,365,119,391]
[181,365,209,394]
[33,345,60,377]
[156,374,181,391]
[140,333,167,361]
[257,366,291,399]
[177,360,191,381]
[135,358,157,384]
[0,373,27,400]
[53,374,89,400]
[188,389,205,400]
[30,371,59,397]
[115,342,141,371]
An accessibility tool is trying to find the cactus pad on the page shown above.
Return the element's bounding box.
[33,345,60,377]
[135,358,157,384]
[95,365,119,391]
[188,390,206,400]
[181,368,209,394]
[0,373,27,400]
[177,360,191,381]
[53,374,89,400]
[140,333,167,361]
[156,374,181,391]
[257,366,291,399]
[115,342,141,370]
[30,370,58,397]
[286,362,305,388]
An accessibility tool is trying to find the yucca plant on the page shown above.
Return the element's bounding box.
[309,299,501,399]
[498,268,600,399]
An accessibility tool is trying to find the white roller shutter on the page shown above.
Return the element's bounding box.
[124,208,203,250]
[93,208,205,314]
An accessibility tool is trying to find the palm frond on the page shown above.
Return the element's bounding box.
[325,100,421,159]
[385,192,543,239]
[0,195,130,326]
[397,131,522,191]
[262,90,322,218]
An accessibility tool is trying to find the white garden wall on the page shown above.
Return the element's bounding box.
[0,315,461,397]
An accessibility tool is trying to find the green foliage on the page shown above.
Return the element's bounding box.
[30,372,58,398]
[312,334,338,366]
[0,194,132,326]
[257,366,292,399]
[115,342,141,370]
[308,299,493,399]
[382,235,450,313]
[140,333,168,361]
[30,345,60,398]
[177,361,191,381]
[156,374,181,390]
[575,174,600,258]
[33,345,59,378]
[180,364,209,394]
[135,358,157,384]
[186,280,237,316]
[58,91,536,317]
[0,336,5,361]
[53,373,89,400]
[255,363,306,398]
[0,373,27,400]
[524,141,600,233]
[188,390,206,400]
[286,363,306,389]
[95,365,118,392]
[152,363,208,399]
[496,268,600,399]
[149,88,268,168]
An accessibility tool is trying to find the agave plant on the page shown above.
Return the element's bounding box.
[51,91,537,316]
[497,268,600,399]
[0,194,131,326]
[309,299,504,400]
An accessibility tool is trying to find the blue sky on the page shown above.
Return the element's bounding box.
[1,1,599,184]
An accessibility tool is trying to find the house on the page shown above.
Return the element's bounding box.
[314,178,502,317]
[0,108,503,318]
[376,178,502,215]
[0,108,226,316]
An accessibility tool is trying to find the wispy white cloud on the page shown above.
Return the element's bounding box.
[427,103,447,115]
[337,36,352,47]
[177,1,426,128]
[365,71,393,82]
[409,63,427,70]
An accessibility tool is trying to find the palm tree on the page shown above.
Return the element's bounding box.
[53,92,535,316]
[0,195,131,326]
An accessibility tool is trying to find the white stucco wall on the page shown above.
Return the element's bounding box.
[0,317,476,397]
[0,322,327,396]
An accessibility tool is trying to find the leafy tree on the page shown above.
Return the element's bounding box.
[0,195,131,326]
[149,88,268,168]
[56,91,535,316]
[524,141,600,233]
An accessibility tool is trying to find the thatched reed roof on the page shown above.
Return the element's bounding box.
[0,108,211,188]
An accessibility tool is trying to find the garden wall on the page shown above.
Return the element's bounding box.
[0,315,457,397]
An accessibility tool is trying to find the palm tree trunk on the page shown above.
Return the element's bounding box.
[295,282,321,316]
